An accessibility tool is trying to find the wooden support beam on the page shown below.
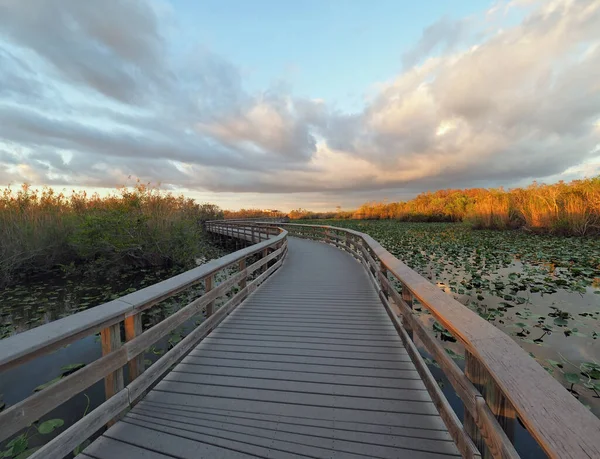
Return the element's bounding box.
[205,274,215,317]
[465,351,517,459]
[100,323,124,426]
[124,314,144,382]
[100,324,124,401]
[239,259,247,290]
[401,285,414,338]
[262,248,269,273]
[380,262,388,298]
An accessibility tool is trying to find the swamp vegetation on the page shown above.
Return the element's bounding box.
[0,184,228,457]
[292,176,600,236]
[0,183,223,288]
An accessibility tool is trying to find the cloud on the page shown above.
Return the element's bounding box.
[0,0,598,209]
[402,16,470,68]
[0,0,168,103]
[320,0,600,190]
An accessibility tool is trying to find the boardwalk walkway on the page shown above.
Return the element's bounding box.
[82,238,459,458]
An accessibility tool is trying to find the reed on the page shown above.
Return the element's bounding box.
[289,176,600,236]
[0,184,223,286]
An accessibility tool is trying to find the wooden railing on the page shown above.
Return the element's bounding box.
[212,221,600,459]
[0,226,287,459]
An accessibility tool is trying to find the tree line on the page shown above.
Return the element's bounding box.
[288,177,600,236]
[0,183,223,286]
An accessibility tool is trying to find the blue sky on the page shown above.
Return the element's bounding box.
[0,0,598,211]
[170,0,487,111]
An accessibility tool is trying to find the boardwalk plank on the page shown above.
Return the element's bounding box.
[179,356,420,377]
[163,371,430,399]
[172,363,424,386]
[86,237,459,458]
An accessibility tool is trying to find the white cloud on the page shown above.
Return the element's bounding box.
[0,0,598,210]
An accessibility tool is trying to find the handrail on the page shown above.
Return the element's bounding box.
[0,226,287,458]
[214,220,600,459]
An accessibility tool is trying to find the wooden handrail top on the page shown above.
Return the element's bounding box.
[0,228,286,372]
[227,221,600,459]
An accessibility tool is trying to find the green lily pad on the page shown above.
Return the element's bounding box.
[38,418,64,434]
[564,373,580,384]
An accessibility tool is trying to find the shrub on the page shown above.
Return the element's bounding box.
[0,183,223,286]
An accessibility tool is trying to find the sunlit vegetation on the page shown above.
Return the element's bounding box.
[291,177,600,236]
[224,208,287,220]
[312,219,600,413]
[0,183,223,286]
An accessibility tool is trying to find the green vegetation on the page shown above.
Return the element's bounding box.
[224,208,286,219]
[1,418,64,458]
[292,176,600,236]
[0,183,223,286]
[311,220,600,412]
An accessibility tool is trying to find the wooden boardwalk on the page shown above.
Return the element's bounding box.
[82,238,460,458]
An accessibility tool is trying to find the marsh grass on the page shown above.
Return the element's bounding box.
[292,176,600,236]
[0,183,223,286]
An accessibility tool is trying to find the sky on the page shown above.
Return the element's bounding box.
[0,0,599,211]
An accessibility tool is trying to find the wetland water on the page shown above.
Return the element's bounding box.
[0,258,231,456]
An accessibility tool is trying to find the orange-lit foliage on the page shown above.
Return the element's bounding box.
[291,177,600,236]
[224,209,287,220]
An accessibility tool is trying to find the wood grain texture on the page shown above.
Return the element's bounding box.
[205,274,214,317]
[238,259,247,289]
[0,227,286,374]
[124,314,144,382]
[465,351,517,459]
[28,390,129,459]
[381,293,481,459]
[22,240,287,458]
[0,345,128,440]
[272,222,600,459]
[101,324,124,403]
[82,237,459,458]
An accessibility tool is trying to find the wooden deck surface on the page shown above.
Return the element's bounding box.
[83,238,459,458]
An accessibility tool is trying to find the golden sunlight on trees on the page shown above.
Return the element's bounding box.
[289,177,600,236]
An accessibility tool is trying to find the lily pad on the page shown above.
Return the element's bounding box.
[38,418,64,434]
[564,373,580,384]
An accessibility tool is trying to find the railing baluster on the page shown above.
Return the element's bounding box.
[380,261,388,298]
[262,248,269,273]
[124,313,144,381]
[205,274,215,317]
[401,285,414,339]
[239,259,247,290]
[465,351,516,459]
[100,323,124,425]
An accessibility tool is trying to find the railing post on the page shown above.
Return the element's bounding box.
[262,248,269,273]
[124,313,144,381]
[380,262,388,298]
[239,259,247,290]
[205,274,215,317]
[464,351,516,459]
[100,323,124,425]
[401,285,414,339]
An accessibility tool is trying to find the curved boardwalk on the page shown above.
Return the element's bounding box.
[83,238,459,458]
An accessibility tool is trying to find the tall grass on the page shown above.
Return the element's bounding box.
[0,184,223,286]
[224,208,287,220]
[289,176,600,236]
